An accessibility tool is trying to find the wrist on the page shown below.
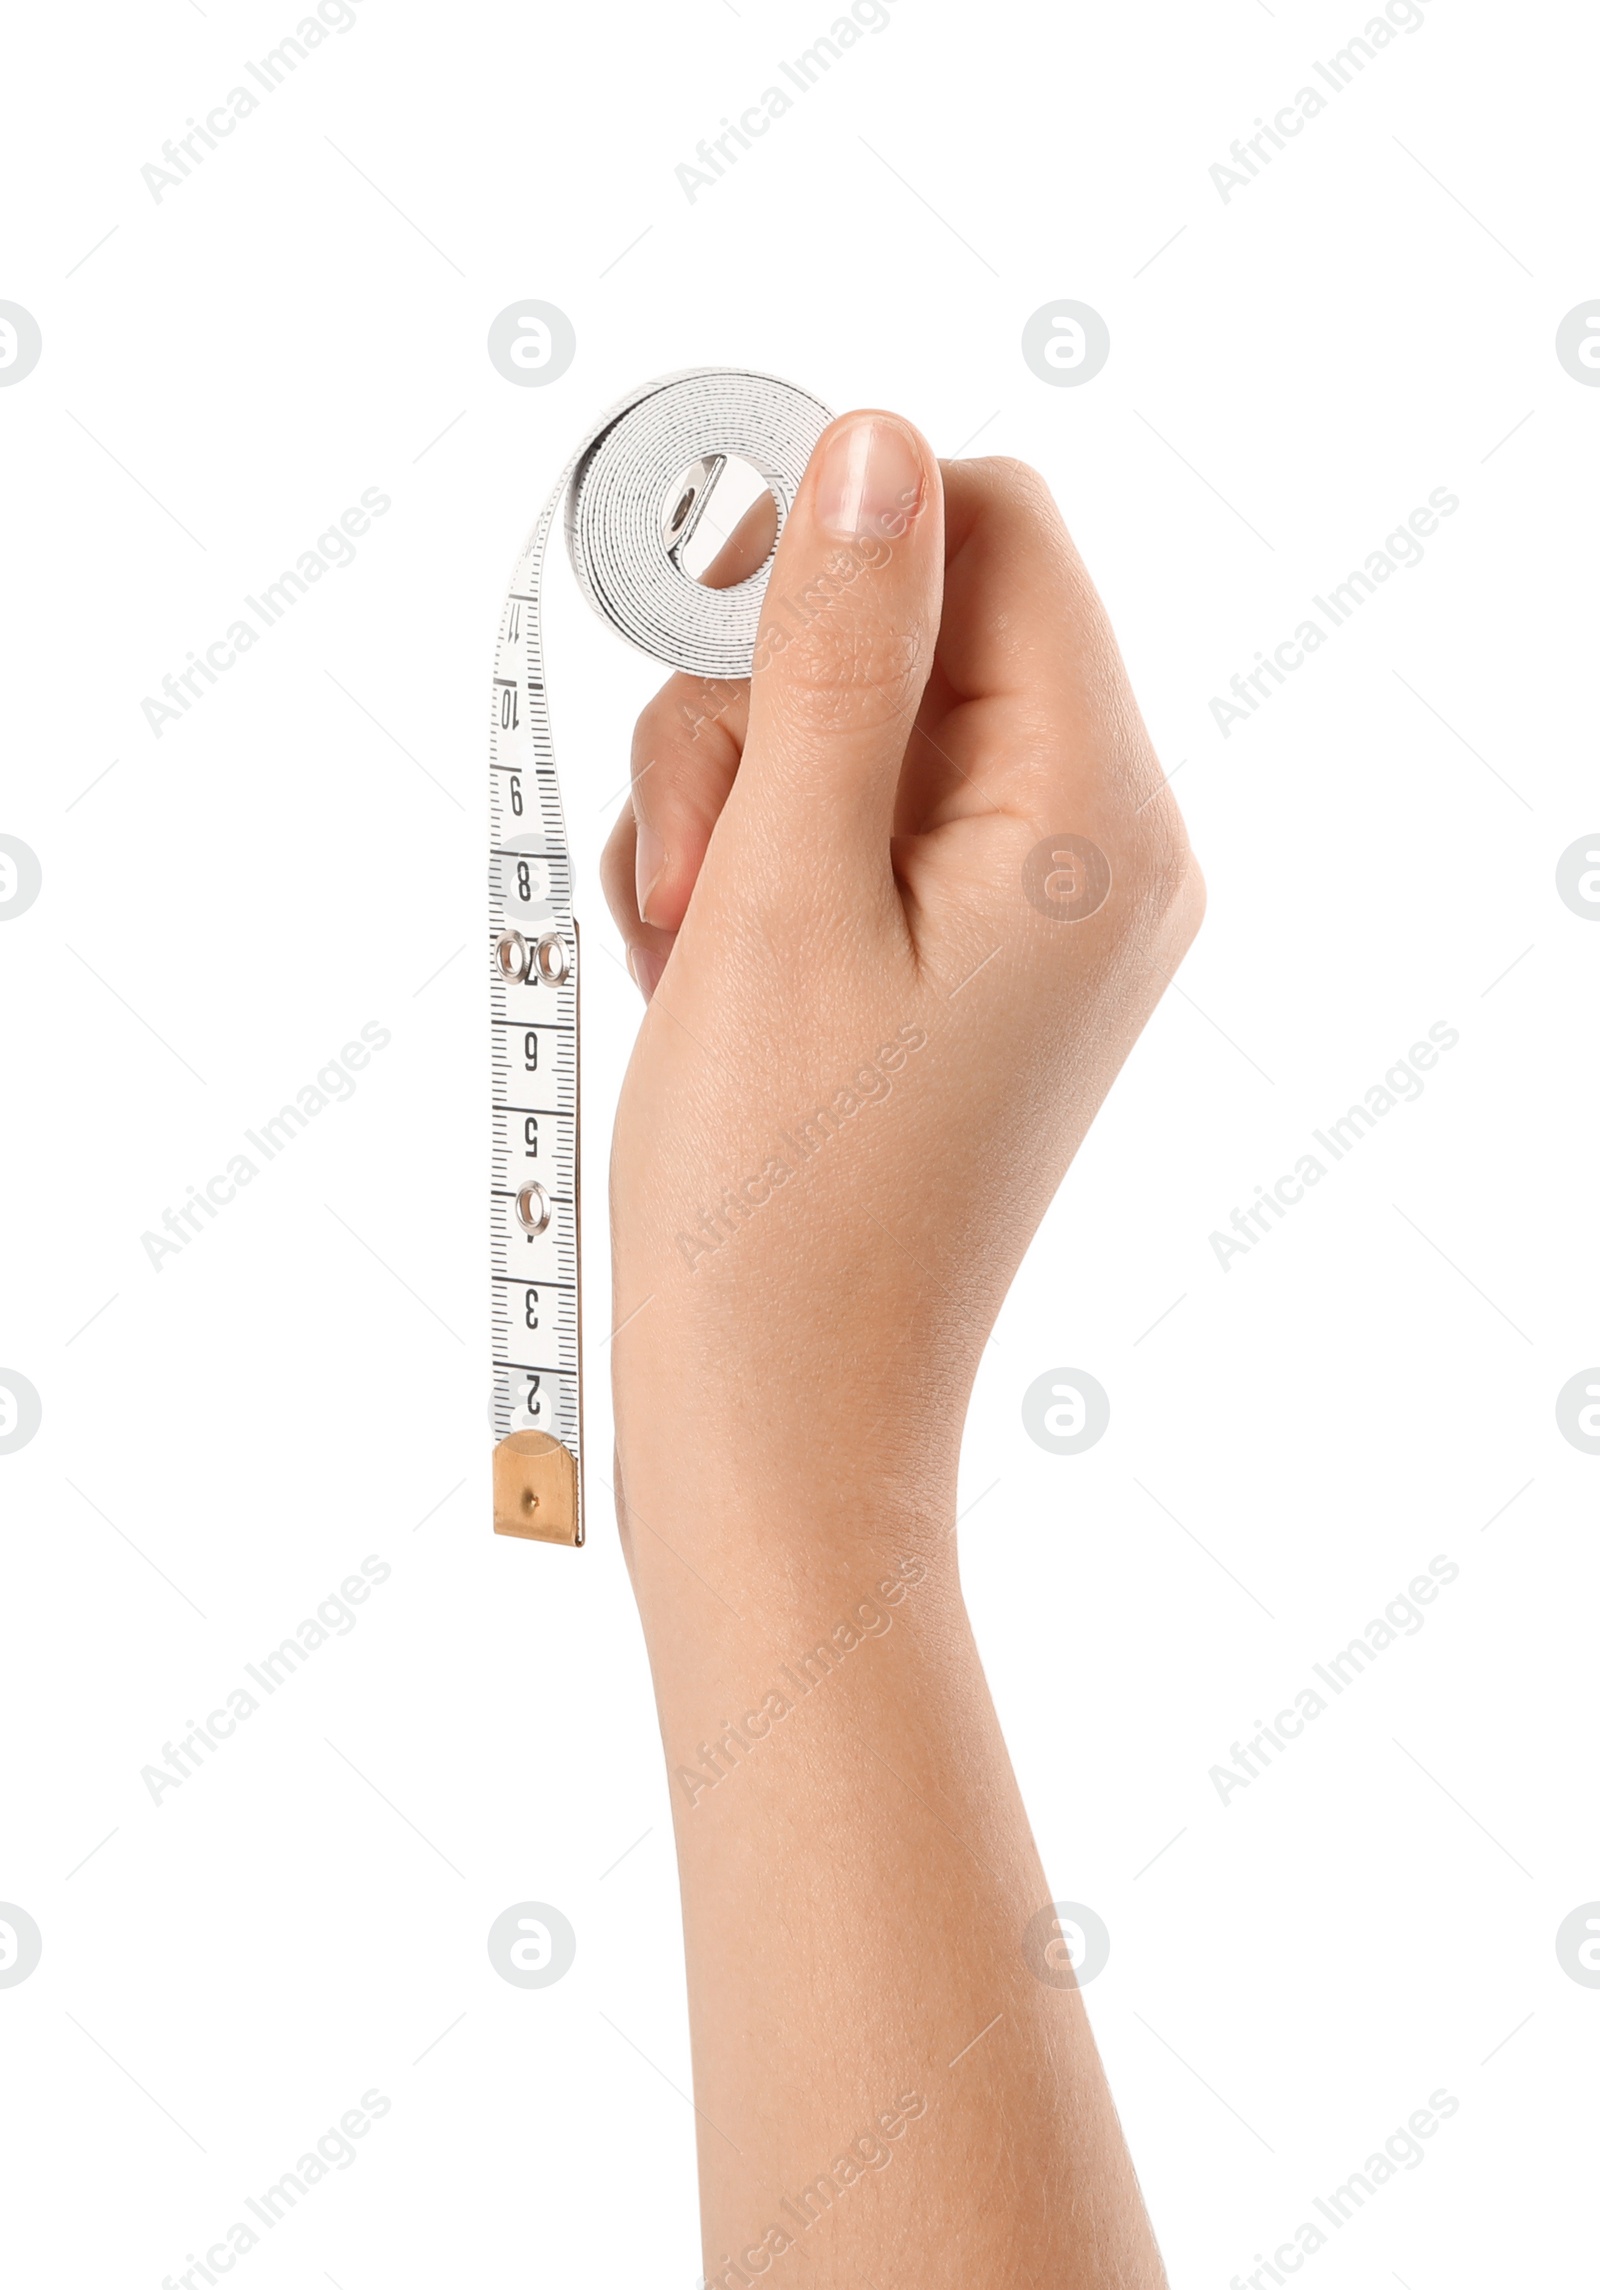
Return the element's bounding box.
[611,1393,960,1631]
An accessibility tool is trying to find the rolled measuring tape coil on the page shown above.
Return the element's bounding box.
[489,369,834,1546]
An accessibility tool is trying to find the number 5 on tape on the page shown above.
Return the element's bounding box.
[488,368,832,1548]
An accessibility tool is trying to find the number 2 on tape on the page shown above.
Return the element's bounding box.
[488,369,833,1547]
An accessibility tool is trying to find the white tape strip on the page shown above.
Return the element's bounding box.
[489,368,834,1543]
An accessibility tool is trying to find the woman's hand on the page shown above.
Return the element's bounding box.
[602,412,1203,1540]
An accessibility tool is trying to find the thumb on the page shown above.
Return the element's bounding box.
[729,410,943,878]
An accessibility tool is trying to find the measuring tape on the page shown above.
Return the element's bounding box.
[489,369,834,1546]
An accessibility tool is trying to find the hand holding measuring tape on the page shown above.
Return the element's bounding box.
[490,371,1203,1552]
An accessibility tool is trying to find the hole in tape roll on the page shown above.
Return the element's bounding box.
[662,453,780,586]
[564,371,833,680]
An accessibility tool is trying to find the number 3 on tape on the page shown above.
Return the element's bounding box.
[489,369,832,1547]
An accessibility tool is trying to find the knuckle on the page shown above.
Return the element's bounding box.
[1173,845,1207,934]
[976,455,1058,518]
[982,452,1048,492]
[1126,808,1204,936]
[963,456,1079,579]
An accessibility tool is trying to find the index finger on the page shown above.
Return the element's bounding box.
[927,455,1173,822]
[934,457,1126,708]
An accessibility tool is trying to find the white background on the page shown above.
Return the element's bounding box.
[1,0,1596,2283]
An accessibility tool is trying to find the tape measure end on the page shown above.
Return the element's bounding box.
[493,1430,582,1548]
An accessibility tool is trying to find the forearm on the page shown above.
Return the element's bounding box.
[619,1447,1166,2290]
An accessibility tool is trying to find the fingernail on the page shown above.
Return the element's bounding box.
[628,945,663,1002]
[814,415,924,543]
[635,821,665,925]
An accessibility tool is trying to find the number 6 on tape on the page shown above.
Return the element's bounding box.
[490,369,832,1546]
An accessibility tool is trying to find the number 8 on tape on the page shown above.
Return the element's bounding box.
[490,369,833,1545]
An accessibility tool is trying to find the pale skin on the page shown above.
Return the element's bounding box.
[599,409,1203,2289]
